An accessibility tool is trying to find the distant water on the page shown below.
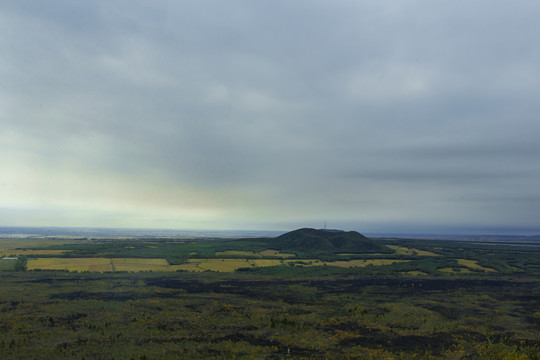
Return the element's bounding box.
[0,226,284,238]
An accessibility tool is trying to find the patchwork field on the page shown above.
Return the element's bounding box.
[386,245,440,256]
[175,259,261,272]
[2,232,540,359]
[457,258,497,272]
[404,270,428,276]
[315,259,410,268]
[27,258,114,272]
[6,234,539,277]
[25,257,411,273]
[27,258,173,272]
[439,259,498,274]
[0,238,85,257]
[215,250,295,258]
[111,258,171,272]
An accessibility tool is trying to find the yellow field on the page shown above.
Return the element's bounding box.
[439,259,498,274]
[174,259,252,272]
[439,267,472,274]
[179,258,281,272]
[113,258,171,272]
[170,262,201,272]
[387,245,415,255]
[413,249,440,256]
[28,258,174,272]
[27,257,261,273]
[386,245,439,256]
[457,259,497,272]
[249,259,283,267]
[27,257,411,273]
[27,258,113,272]
[282,259,409,268]
[403,271,428,276]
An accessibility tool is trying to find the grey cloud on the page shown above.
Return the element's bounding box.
[2,1,540,233]
[342,169,535,183]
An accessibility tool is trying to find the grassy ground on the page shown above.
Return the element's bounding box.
[7,236,540,276]
[0,258,17,271]
[0,271,538,359]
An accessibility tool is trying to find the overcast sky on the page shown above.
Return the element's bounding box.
[1,1,540,234]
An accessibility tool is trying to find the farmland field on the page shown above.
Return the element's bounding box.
[1,249,72,256]
[316,259,409,267]
[111,258,171,272]
[27,258,114,272]
[26,257,412,273]
[0,239,80,257]
[258,249,295,257]
[0,258,17,271]
[457,258,497,272]
[439,266,472,273]
[27,258,175,272]
[386,245,439,256]
[2,233,540,359]
[215,249,296,258]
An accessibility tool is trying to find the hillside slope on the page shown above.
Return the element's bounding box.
[267,228,390,254]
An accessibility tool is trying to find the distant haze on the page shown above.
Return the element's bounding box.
[1,1,540,235]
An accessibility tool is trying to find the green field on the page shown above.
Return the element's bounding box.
[4,234,540,276]
[1,271,539,359]
[0,258,18,271]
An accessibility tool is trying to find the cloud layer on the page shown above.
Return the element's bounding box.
[2,1,540,234]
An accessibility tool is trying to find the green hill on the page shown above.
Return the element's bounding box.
[267,228,390,254]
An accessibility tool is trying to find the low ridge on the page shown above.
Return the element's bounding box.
[268,228,388,253]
